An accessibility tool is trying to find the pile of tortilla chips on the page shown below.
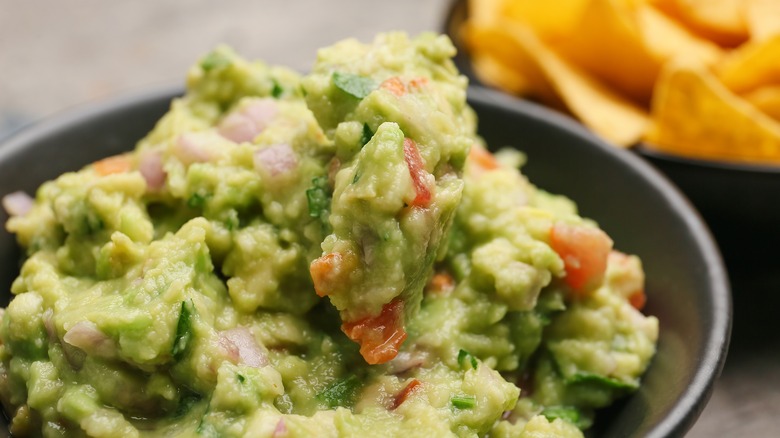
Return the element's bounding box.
[462,0,780,164]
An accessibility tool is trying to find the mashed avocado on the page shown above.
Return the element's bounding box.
[0,33,658,437]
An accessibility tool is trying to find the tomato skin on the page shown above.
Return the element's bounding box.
[93,154,132,176]
[629,290,647,310]
[391,379,422,409]
[310,251,358,298]
[468,145,500,171]
[403,138,432,207]
[549,223,613,296]
[342,299,407,364]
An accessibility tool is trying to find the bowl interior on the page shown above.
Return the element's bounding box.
[0,86,730,437]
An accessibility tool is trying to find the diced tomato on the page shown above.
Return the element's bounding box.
[391,379,422,410]
[93,154,132,176]
[403,138,432,207]
[628,290,647,310]
[380,77,406,97]
[407,77,429,91]
[426,272,455,295]
[310,252,356,297]
[549,223,613,296]
[342,299,407,364]
[468,145,500,171]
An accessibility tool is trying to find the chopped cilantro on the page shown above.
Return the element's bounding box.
[541,406,591,429]
[306,176,330,218]
[457,349,478,370]
[332,72,376,99]
[450,395,476,409]
[316,375,362,409]
[360,123,374,147]
[187,192,208,209]
[568,372,638,391]
[172,300,194,360]
[271,79,283,98]
[200,51,230,72]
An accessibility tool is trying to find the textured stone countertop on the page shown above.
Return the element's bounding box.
[1,1,778,436]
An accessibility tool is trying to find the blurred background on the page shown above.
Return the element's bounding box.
[1,0,777,436]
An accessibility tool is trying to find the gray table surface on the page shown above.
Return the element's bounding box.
[1,1,778,436]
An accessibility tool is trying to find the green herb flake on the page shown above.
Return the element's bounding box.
[568,372,638,391]
[306,176,330,218]
[450,395,476,410]
[172,300,194,360]
[237,374,246,384]
[360,123,374,147]
[457,349,478,370]
[187,192,208,209]
[271,79,283,98]
[200,51,230,72]
[332,72,377,99]
[541,406,592,429]
[316,375,362,409]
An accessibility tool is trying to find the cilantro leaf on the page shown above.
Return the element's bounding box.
[457,349,478,370]
[316,375,362,409]
[172,300,194,360]
[306,176,330,218]
[333,72,377,99]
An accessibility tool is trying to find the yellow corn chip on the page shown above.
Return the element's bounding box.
[717,34,780,94]
[636,4,723,65]
[746,0,780,41]
[467,22,649,146]
[555,0,662,104]
[743,86,780,121]
[502,0,589,41]
[470,53,534,96]
[650,0,749,46]
[646,62,780,163]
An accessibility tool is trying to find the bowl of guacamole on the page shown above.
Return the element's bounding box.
[0,33,729,437]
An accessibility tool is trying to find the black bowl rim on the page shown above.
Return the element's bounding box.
[441,0,780,176]
[0,84,732,438]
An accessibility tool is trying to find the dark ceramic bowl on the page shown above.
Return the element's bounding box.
[0,85,730,437]
[443,0,780,276]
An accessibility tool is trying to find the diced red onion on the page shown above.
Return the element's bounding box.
[43,309,57,343]
[253,143,297,177]
[272,419,288,438]
[219,327,268,368]
[139,151,166,191]
[387,350,430,375]
[175,133,214,164]
[2,191,34,217]
[63,321,117,358]
[218,99,278,143]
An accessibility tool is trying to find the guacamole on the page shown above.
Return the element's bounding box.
[0,33,658,438]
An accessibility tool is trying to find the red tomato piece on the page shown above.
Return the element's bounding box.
[403,138,432,207]
[549,223,613,296]
[391,379,422,410]
[342,299,407,364]
[628,290,647,310]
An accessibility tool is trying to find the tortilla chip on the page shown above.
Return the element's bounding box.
[650,0,749,47]
[746,0,780,42]
[743,86,780,121]
[502,0,589,41]
[464,24,564,108]
[468,22,649,146]
[555,0,662,105]
[467,0,507,25]
[716,34,780,94]
[636,4,723,65]
[470,53,534,96]
[646,62,780,163]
